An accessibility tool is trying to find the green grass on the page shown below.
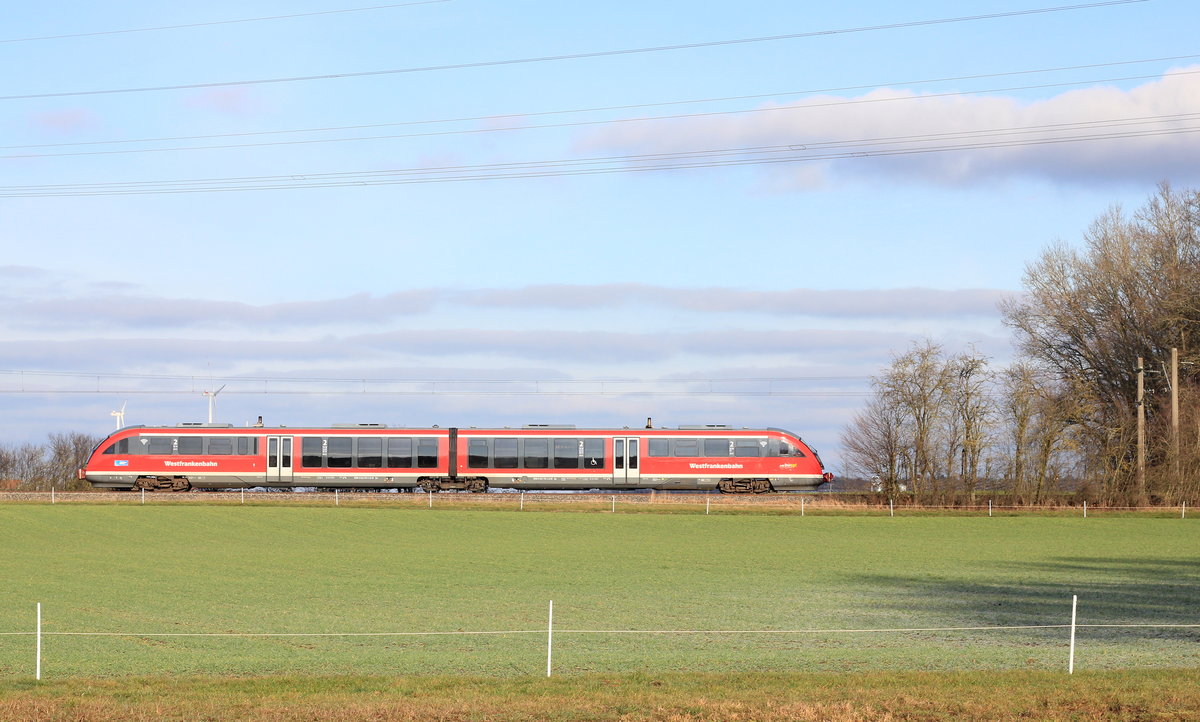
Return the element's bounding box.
[0,507,1196,679]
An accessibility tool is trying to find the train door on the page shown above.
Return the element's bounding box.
[266,436,293,486]
[611,437,640,487]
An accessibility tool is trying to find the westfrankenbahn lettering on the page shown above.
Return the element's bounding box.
[688,463,744,470]
[164,461,219,467]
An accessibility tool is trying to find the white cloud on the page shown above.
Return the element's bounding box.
[577,67,1200,187]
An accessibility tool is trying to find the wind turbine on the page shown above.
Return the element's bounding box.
[110,401,127,430]
[203,385,226,423]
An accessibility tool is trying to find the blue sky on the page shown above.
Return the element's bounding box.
[3,0,1199,471]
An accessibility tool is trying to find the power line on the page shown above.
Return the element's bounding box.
[3,115,1197,196]
[0,1,1149,101]
[4,69,1197,161]
[5,52,1196,154]
[0,1,451,44]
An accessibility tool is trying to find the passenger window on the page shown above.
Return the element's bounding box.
[495,438,519,468]
[554,439,579,469]
[704,439,729,457]
[583,438,604,468]
[357,437,383,468]
[468,439,490,468]
[417,439,439,468]
[523,439,549,468]
[147,437,173,455]
[178,436,202,455]
[302,438,323,467]
[328,437,353,468]
[387,438,413,468]
[237,437,255,455]
[648,439,669,457]
[673,439,698,457]
[208,438,234,455]
[735,440,762,457]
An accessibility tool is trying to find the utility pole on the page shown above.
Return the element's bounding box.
[1137,357,1146,500]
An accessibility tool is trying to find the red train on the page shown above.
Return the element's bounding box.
[80,422,832,493]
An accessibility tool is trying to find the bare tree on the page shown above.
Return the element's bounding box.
[840,395,908,496]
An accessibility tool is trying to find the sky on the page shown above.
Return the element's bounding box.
[3,0,1199,473]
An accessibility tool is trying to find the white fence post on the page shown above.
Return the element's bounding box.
[335,489,339,506]
[1184,501,1187,519]
[706,496,710,515]
[611,495,616,513]
[51,488,55,505]
[428,492,432,508]
[241,488,245,504]
[1083,501,1087,518]
[989,499,992,517]
[141,488,145,505]
[889,499,894,518]
[546,600,554,678]
[520,492,524,511]
[801,497,805,517]
[1068,594,1078,674]
[35,602,41,681]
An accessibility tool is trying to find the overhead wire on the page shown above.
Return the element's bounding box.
[3,116,1197,196]
[0,0,1149,101]
[0,1,452,44]
[4,68,1200,161]
[4,52,1197,154]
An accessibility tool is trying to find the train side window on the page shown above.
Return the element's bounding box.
[177,436,202,455]
[672,439,698,457]
[357,437,383,468]
[147,437,173,455]
[523,439,548,468]
[208,438,233,455]
[468,439,490,468]
[237,437,257,455]
[614,439,624,469]
[735,440,762,457]
[495,438,519,468]
[387,438,413,468]
[301,438,324,467]
[704,438,729,457]
[647,439,669,457]
[628,439,638,469]
[553,439,579,469]
[583,438,604,468]
[328,437,352,468]
[417,439,439,468]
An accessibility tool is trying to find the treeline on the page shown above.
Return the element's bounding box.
[841,184,1200,505]
[0,432,101,491]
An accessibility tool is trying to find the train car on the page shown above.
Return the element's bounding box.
[79,422,832,493]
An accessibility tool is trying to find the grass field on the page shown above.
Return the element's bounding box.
[0,505,1195,680]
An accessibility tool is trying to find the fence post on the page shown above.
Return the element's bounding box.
[428,491,432,508]
[1083,501,1087,518]
[611,495,616,513]
[546,600,554,678]
[889,499,894,518]
[1184,502,1187,519]
[1068,594,1078,674]
[989,499,992,517]
[241,488,245,504]
[520,492,525,511]
[801,497,805,517]
[35,602,41,681]
[706,496,710,515]
[335,489,339,506]
[51,488,55,505]
[141,488,145,506]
